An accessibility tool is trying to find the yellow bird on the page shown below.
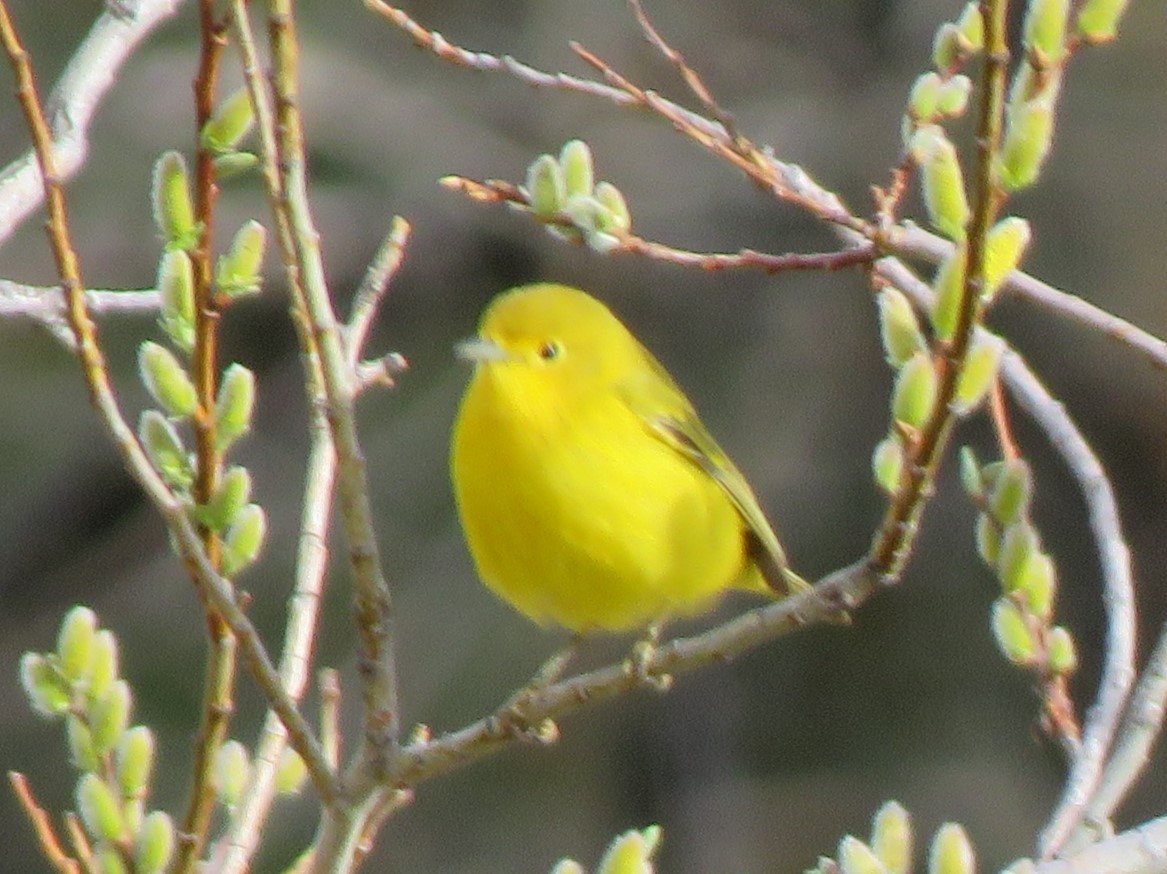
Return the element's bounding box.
[451,283,810,634]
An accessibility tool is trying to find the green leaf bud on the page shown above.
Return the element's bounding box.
[116,726,155,800]
[956,4,985,50]
[1076,0,1130,43]
[892,351,938,430]
[550,862,586,874]
[1023,0,1070,64]
[872,436,905,495]
[214,740,250,809]
[77,773,126,843]
[838,835,888,874]
[594,181,632,233]
[213,151,260,178]
[988,459,1031,526]
[975,513,1001,567]
[97,848,129,874]
[215,363,256,453]
[954,332,1004,414]
[931,23,963,70]
[151,151,199,251]
[139,341,198,419]
[68,714,100,772]
[909,73,944,122]
[58,605,98,684]
[998,97,1056,192]
[872,801,912,874]
[958,446,982,498]
[526,154,565,218]
[276,746,308,796]
[1018,553,1056,620]
[998,521,1040,592]
[878,287,926,367]
[911,126,970,240]
[157,250,195,354]
[979,460,1006,494]
[596,825,662,874]
[201,86,256,155]
[193,465,252,531]
[1048,626,1078,675]
[930,246,965,342]
[89,679,132,757]
[929,823,976,874]
[221,503,267,577]
[88,630,119,703]
[139,410,193,490]
[123,798,144,836]
[559,139,595,199]
[21,653,71,716]
[991,598,1037,666]
[982,217,1031,301]
[135,811,175,874]
[215,220,266,298]
[937,75,972,118]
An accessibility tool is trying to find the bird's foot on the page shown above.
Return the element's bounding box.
[624,625,672,692]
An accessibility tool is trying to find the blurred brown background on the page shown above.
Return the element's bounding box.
[1,1,1166,871]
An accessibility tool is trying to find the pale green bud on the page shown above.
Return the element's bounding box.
[954,332,1004,414]
[135,811,175,874]
[526,154,565,217]
[872,801,912,874]
[139,410,193,490]
[89,679,131,757]
[997,521,1039,592]
[559,139,595,199]
[116,726,155,800]
[878,287,926,367]
[931,24,963,70]
[139,341,198,419]
[930,247,965,342]
[58,605,98,684]
[872,436,905,494]
[928,823,976,874]
[594,181,632,233]
[937,76,972,118]
[1048,626,1078,674]
[215,363,256,452]
[975,514,1001,567]
[97,848,128,874]
[1018,553,1056,620]
[157,250,195,354]
[892,351,938,430]
[201,86,256,155]
[912,127,970,240]
[550,862,586,874]
[998,98,1056,192]
[88,630,119,703]
[193,465,252,531]
[596,825,662,874]
[213,151,260,178]
[992,598,1037,666]
[1024,0,1070,63]
[1076,0,1130,42]
[979,460,1006,494]
[221,503,267,577]
[213,740,250,809]
[123,798,144,835]
[77,773,126,843]
[68,714,100,772]
[909,73,944,121]
[151,151,198,251]
[982,217,1031,301]
[20,653,71,716]
[988,459,1031,526]
[276,746,308,795]
[958,446,982,498]
[838,835,888,874]
[956,4,984,51]
[215,220,266,298]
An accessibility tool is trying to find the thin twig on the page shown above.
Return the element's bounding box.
[62,814,96,874]
[1027,811,1167,874]
[346,217,410,368]
[0,0,186,243]
[8,773,79,874]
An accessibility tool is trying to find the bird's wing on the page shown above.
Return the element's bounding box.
[618,348,811,598]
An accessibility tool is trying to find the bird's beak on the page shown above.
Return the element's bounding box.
[454,336,511,364]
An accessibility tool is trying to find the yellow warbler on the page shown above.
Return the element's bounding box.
[451,283,810,634]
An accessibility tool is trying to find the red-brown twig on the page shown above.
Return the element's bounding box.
[8,773,79,874]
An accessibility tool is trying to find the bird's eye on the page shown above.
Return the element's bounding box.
[537,341,561,361]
